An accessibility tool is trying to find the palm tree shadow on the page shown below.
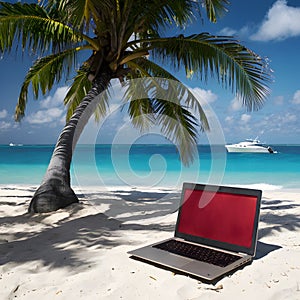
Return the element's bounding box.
[0,190,179,272]
[84,189,181,222]
[255,197,300,259]
[259,198,300,238]
[1,191,299,271]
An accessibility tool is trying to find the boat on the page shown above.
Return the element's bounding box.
[9,142,23,147]
[225,138,275,153]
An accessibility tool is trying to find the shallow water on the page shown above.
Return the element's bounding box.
[0,144,299,190]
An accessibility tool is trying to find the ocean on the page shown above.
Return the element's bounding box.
[0,144,300,190]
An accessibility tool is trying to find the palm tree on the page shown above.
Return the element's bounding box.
[0,0,271,213]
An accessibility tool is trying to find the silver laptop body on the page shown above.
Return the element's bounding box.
[128,182,262,282]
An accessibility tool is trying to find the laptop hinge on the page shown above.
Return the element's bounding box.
[175,237,185,242]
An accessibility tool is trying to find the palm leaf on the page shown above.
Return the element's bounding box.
[154,98,199,166]
[64,68,110,122]
[124,78,156,131]
[127,0,197,34]
[52,0,115,32]
[132,33,271,110]
[64,68,92,121]
[127,57,209,131]
[204,0,229,23]
[0,1,85,55]
[15,48,80,121]
[123,77,201,165]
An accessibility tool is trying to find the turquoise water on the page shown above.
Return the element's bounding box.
[0,144,300,189]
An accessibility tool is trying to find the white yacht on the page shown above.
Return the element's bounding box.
[225,138,275,153]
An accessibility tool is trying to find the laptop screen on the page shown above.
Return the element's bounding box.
[176,184,261,254]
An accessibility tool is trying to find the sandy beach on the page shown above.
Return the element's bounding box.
[0,184,300,300]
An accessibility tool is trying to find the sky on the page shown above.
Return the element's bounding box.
[1,0,300,145]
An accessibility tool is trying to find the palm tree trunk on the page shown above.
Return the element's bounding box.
[29,71,112,213]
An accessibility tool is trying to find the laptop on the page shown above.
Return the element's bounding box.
[128,182,262,282]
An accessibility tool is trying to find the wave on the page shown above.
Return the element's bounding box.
[230,183,283,191]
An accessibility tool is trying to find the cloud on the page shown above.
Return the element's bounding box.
[27,108,64,124]
[0,120,11,130]
[225,116,234,124]
[218,27,237,36]
[26,87,67,125]
[229,97,243,111]
[190,87,218,104]
[0,109,8,119]
[240,114,251,123]
[283,112,297,123]
[218,26,250,38]
[251,0,300,41]
[40,86,69,109]
[256,112,298,135]
[274,96,284,105]
[292,90,300,104]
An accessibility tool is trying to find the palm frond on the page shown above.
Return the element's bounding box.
[64,67,110,122]
[204,0,229,23]
[64,68,92,121]
[52,0,115,32]
[135,33,271,111]
[0,1,83,55]
[123,77,156,131]
[154,98,198,166]
[128,0,198,34]
[123,77,201,165]
[127,58,209,131]
[93,89,111,123]
[15,47,80,121]
[127,98,156,132]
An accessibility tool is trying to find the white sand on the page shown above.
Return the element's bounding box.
[0,185,300,300]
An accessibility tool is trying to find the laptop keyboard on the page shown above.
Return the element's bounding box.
[153,239,241,267]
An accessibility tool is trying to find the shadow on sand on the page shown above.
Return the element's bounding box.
[0,189,179,272]
[255,197,300,259]
[0,189,299,271]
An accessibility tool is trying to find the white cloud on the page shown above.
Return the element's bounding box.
[218,26,250,38]
[25,86,68,125]
[0,109,8,119]
[251,0,300,41]
[292,90,300,104]
[190,87,218,104]
[283,112,297,123]
[225,116,234,124]
[27,108,64,124]
[229,97,243,111]
[240,114,251,123]
[274,95,284,105]
[218,27,237,36]
[0,120,11,130]
[40,86,69,109]
[258,112,297,134]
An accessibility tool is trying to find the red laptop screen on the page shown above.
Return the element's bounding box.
[177,189,258,248]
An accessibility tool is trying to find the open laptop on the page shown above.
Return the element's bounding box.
[128,182,262,282]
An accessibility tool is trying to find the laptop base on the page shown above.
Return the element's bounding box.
[129,254,253,284]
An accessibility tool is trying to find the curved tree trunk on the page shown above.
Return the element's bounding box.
[29,71,112,213]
